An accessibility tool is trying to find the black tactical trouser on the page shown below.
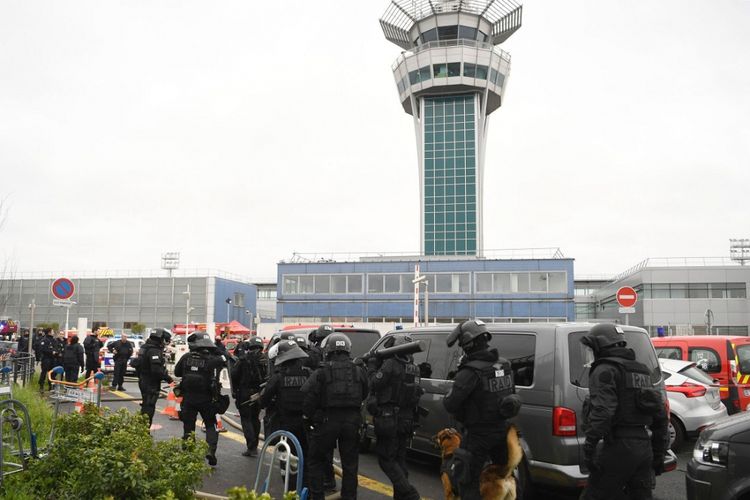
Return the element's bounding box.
[375,415,419,500]
[582,437,654,500]
[277,416,308,490]
[112,360,127,388]
[308,409,361,500]
[139,379,161,425]
[461,425,509,500]
[181,398,219,454]
[38,358,55,391]
[84,353,99,378]
[63,365,79,383]
[238,400,261,451]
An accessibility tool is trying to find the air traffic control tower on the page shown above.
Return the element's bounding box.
[381,0,522,257]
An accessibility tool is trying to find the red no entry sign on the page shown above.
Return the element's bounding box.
[616,286,638,308]
[51,277,75,300]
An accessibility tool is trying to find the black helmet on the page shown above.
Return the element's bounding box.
[275,339,309,364]
[309,324,334,344]
[271,331,296,348]
[392,335,414,362]
[293,336,309,349]
[322,333,351,356]
[247,336,264,350]
[447,319,491,348]
[149,328,171,344]
[188,332,215,351]
[581,323,626,354]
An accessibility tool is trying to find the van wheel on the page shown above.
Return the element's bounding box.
[514,456,534,500]
[669,417,686,451]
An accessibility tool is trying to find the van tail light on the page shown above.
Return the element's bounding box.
[730,360,738,384]
[553,406,577,436]
[666,383,706,398]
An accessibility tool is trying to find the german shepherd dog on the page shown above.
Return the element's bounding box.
[435,426,523,500]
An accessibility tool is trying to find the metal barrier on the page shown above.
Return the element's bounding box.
[253,430,308,500]
[46,368,105,447]
[0,398,38,487]
[0,353,36,388]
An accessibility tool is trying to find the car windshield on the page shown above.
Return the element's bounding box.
[569,330,661,388]
[678,364,715,385]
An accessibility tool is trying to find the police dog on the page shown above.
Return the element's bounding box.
[435,426,523,500]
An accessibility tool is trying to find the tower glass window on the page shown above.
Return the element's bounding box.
[423,94,477,256]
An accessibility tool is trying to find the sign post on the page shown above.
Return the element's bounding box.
[616,286,638,326]
[412,265,420,327]
[51,278,76,335]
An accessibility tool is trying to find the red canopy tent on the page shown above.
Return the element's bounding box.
[226,320,251,335]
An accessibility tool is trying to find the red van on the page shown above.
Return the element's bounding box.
[652,336,750,414]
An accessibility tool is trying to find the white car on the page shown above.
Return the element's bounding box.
[100,337,144,374]
[660,358,728,449]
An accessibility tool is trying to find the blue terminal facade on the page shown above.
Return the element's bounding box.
[276,256,574,324]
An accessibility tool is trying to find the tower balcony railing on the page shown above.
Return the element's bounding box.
[392,38,510,70]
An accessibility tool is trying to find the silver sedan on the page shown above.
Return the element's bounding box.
[660,358,728,449]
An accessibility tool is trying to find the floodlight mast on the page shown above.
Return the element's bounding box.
[161,252,180,277]
[381,0,522,257]
[730,239,750,266]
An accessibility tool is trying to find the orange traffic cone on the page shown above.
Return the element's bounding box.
[162,388,180,419]
[216,414,227,433]
[74,400,84,413]
[170,395,182,421]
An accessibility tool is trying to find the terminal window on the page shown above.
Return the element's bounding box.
[423,94,477,256]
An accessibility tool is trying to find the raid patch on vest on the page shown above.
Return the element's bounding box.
[487,374,512,392]
[626,372,651,389]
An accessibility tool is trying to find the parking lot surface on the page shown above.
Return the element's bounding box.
[101,381,691,500]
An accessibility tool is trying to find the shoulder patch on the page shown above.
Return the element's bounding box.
[151,355,159,360]
[598,370,613,384]
[375,372,383,379]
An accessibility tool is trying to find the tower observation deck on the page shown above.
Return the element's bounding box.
[380,0,522,257]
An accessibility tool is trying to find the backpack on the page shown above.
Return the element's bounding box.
[441,447,473,496]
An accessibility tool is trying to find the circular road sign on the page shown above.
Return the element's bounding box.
[616,286,638,308]
[51,278,75,300]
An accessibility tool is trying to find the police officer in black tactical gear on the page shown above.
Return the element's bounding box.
[174,332,228,466]
[38,329,59,392]
[367,335,424,500]
[62,335,85,382]
[109,333,134,391]
[293,336,318,371]
[302,333,368,500]
[306,325,336,492]
[83,331,104,378]
[231,335,267,457]
[443,319,522,500]
[580,323,669,500]
[136,328,174,426]
[260,340,312,485]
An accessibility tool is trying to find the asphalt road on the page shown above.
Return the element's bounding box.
[103,381,692,500]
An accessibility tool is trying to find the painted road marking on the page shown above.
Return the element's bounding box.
[107,390,407,498]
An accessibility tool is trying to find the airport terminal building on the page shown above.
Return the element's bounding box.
[276,250,574,324]
[0,271,257,333]
[586,258,749,336]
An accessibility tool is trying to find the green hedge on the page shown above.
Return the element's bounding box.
[2,404,208,499]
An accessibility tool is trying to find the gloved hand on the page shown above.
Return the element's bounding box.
[583,438,599,474]
[367,356,382,372]
[652,455,665,476]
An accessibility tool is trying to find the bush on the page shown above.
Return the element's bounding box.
[2,405,209,499]
[130,323,146,335]
[227,487,299,500]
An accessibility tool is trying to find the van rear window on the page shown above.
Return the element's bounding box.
[737,344,750,374]
[569,330,661,388]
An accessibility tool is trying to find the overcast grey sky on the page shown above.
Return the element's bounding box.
[1,0,748,281]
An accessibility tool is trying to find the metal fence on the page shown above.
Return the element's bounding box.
[0,353,35,388]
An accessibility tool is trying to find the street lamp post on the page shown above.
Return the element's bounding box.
[27,298,36,357]
[183,284,195,337]
[412,273,429,327]
[225,298,232,323]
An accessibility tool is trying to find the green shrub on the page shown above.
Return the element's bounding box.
[227,487,299,500]
[2,405,208,499]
